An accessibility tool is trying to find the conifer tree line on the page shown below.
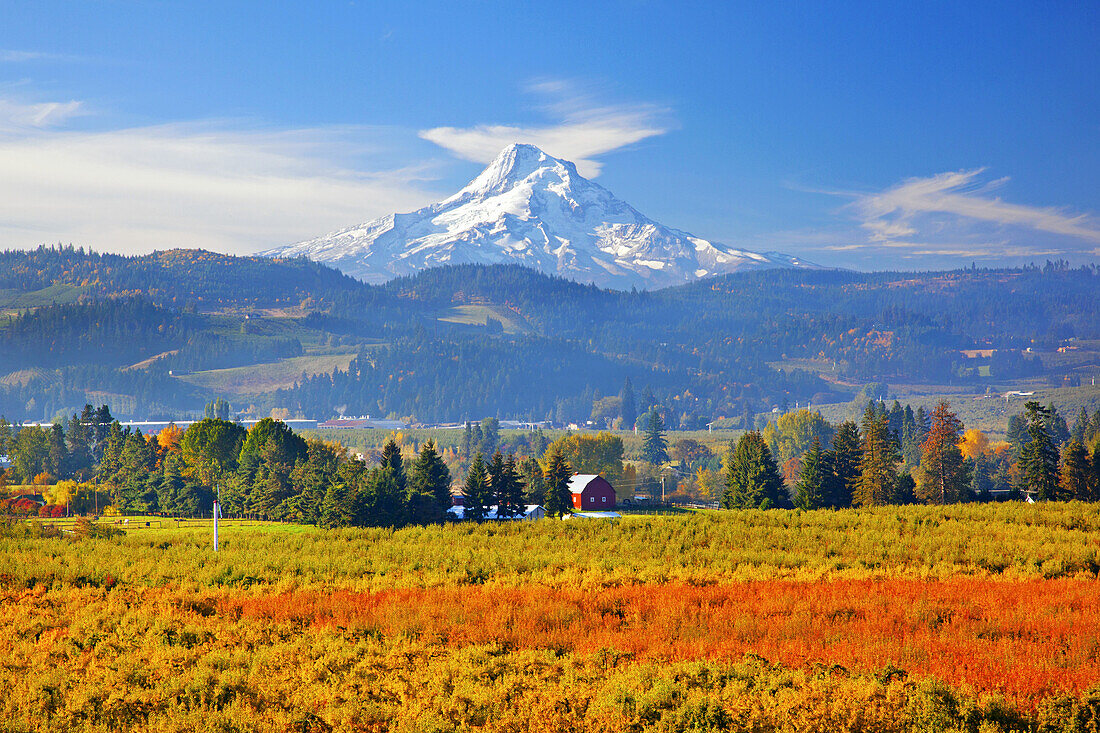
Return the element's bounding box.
[0,402,590,525]
[724,400,1100,509]
[0,404,454,527]
[6,397,1100,521]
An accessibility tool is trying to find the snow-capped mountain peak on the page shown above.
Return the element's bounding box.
[260,144,814,290]
[455,143,578,198]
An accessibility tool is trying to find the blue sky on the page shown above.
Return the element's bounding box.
[1,1,1098,268]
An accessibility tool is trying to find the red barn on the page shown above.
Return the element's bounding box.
[568,474,616,510]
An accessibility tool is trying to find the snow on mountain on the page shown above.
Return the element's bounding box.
[261,143,814,290]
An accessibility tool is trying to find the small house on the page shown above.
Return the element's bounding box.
[568,474,616,511]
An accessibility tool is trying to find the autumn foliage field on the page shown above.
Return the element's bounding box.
[3,504,1100,731]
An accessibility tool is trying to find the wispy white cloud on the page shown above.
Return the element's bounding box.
[0,49,60,62]
[0,100,444,255]
[0,97,85,129]
[848,168,1100,246]
[419,79,673,177]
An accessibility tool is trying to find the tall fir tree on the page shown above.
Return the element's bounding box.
[1071,407,1090,444]
[723,431,786,510]
[380,437,407,494]
[887,401,905,443]
[409,439,452,514]
[619,378,637,429]
[487,451,507,509]
[463,453,492,522]
[640,408,669,464]
[1044,402,1071,446]
[1059,439,1093,501]
[853,406,899,507]
[519,456,546,504]
[1005,413,1029,458]
[913,405,930,446]
[497,454,526,518]
[914,401,967,505]
[826,420,861,508]
[969,453,991,499]
[462,422,473,459]
[793,437,826,510]
[543,448,573,518]
[356,466,405,527]
[1019,402,1060,500]
[320,480,355,528]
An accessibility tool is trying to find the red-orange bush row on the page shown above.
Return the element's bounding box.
[224,577,1100,707]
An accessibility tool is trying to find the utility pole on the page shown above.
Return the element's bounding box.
[213,483,220,552]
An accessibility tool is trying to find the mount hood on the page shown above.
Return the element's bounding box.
[261,143,813,290]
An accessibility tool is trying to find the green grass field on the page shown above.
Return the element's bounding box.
[176,353,357,395]
[0,283,90,312]
[437,304,531,334]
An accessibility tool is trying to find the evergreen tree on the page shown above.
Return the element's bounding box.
[463,453,492,522]
[1044,402,1071,446]
[1019,402,1060,501]
[826,420,861,508]
[895,471,917,504]
[497,454,526,518]
[320,480,355,528]
[519,456,546,503]
[640,385,656,414]
[379,437,407,493]
[900,405,920,467]
[118,471,159,514]
[793,437,826,510]
[247,460,293,519]
[157,454,186,515]
[969,453,992,500]
[47,422,67,478]
[620,378,636,429]
[462,421,473,458]
[487,450,507,510]
[91,405,113,459]
[288,439,340,525]
[115,429,153,488]
[1071,407,1090,444]
[1059,440,1093,501]
[887,400,905,443]
[640,408,669,464]
[409,439,452,515]
[98,421,127,483]
[471,423,484,456]
[853,406,899,507]
[64,411,93,479]
[913,405,930,445]
[356,466,406,527]
[542,448,573,518]
[914,401,967,505]
[723,431,786,509]
[1005,413,1029,458]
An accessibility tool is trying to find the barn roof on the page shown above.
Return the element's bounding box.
[567,474,604,495]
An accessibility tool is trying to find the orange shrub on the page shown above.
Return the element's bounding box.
[223,578,1100,707]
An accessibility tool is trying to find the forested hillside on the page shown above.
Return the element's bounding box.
[1,246,1098,425]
